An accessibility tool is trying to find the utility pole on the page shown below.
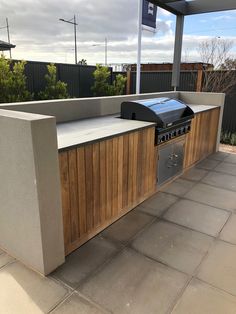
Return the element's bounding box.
[6,18,12,58]
[93,38,108,66]
[59,15,78,64]
[105,37,107,66]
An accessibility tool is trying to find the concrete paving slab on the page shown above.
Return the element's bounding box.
[0,262,69,314]
[208,151,229,161]
[185,183,236,212]
[132,221,213,274]
[220,215,236,245]
[164,199,229,237]
[181,167,208,182]
[137,192,178,217]
[224,154,236,164]
[196,158,220,170]
[102,210,153,244]
[161,179,195,197]
[52,237,118,289]
[202,171,236,191]
[0,248,4,255]
[172,279,236,314]
[215,162,236,176]
[80,249,188,314]
[52,292,109,314]
[0,253,15,269]
[197,240,236,296]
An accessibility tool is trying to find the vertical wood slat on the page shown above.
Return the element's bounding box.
[68,149,79,242]
[59,127,157,255]
[77,147,87,237]
[85,145,94,232]
[184,108,220,169]
[59,152,71,252]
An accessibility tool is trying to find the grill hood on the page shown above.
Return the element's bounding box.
[121,97,194,128]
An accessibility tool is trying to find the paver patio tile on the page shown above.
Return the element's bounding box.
[52,292,109,314]
[197,240,236,296]
[196,158,219,170]
[161,179,195,197]
[181,167,208,182]
[137,192,178,217]
[224,154,236,164]
[132,221,213,274]
[220,214,236,245]
[208,151,229,161]
[102,210,153,244]
[52,236,118,289]
[202,171,236,191]
[0,253,15,269]
[0,262,69,314]
[0,248,4,255]
[164,199,229,237]
[80,249,188,314]
[172,279,236,314]
[214,162,236,176]
[185,183,236,211]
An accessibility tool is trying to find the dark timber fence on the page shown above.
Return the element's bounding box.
[12,60,236,133]
[14,60,112,98]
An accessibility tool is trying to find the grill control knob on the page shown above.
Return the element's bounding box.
[173,131,177,137]
[182,127,186,133]
[178,129,181,135]
[161,135,165,142]
[187,125,191,131]
[165,134,169,140]
[169,133,172,139]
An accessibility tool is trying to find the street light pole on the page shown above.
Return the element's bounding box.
[93,38,108,66]
[59,15,78,64]
[6,18,11,58]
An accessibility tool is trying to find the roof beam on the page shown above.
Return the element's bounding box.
[186,0,236,15]
[150,0,236,16]
[149,0,187,15]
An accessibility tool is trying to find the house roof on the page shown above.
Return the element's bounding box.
[149,0,236,15]
[0,40,16,51]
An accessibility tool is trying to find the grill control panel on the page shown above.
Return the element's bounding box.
[157,121,191,145]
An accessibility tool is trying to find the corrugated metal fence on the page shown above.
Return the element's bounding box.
[13,60,236,133]
[129,71,197,93]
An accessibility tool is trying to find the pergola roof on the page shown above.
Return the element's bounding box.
[150,0,236,16]
[0,40,16,51]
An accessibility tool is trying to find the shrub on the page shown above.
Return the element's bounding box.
[0,55,32,103]
[221,131,236,146]
[91,65,127,97]
[38,63,69,100]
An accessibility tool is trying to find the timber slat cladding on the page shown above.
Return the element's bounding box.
[59,127,156,255]
[184,108,220,169]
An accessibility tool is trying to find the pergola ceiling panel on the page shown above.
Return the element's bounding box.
[150,0,236,15]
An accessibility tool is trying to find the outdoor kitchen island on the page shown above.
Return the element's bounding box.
[0,91,225,275]
[57,102,221,256]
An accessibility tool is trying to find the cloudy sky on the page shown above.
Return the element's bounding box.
[0,0,236,66]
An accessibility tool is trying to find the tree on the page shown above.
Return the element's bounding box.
[198,38,236,94]
[78,59,87,65]
[91,64,127,97]
[39,64,69,100]
[0,55,32,103]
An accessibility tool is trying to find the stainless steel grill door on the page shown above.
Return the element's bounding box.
[157,139,184,186]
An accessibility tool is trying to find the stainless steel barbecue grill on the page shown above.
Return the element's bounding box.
[121,97,195,185]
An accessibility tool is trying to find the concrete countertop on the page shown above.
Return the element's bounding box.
[188,104,220,114]
[57,104,220,151]
[57,114,155,150]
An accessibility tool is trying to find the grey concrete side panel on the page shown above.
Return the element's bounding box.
[0,110,64,275]
[31,118,65,275]
[0,92,179,123]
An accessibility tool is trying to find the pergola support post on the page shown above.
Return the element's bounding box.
[172,14,184,90]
